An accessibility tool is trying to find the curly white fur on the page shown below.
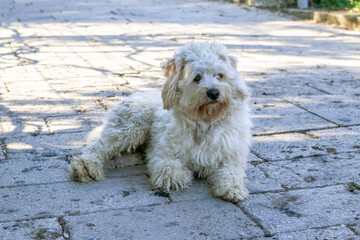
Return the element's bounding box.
[70,41,252,203]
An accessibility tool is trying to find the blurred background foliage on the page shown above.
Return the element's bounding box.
[313,0,360,9]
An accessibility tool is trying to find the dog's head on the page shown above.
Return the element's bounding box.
[161,41,249,123]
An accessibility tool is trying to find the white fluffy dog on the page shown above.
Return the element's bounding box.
[70,41,252,203]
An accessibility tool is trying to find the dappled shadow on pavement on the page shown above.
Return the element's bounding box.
[0,0,359,172]
[1,0,359,172]
[0,1,360,237]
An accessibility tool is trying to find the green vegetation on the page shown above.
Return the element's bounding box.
[313,0,360,10]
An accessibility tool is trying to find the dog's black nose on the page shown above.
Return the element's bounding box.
[207,88,220,100]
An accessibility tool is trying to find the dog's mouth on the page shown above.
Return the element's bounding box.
[193,97,229,123]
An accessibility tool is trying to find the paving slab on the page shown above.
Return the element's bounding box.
[247,161,283,194]
[46,114,103,134]
[251,96,335,135]
[349,224,360,235]
[1,0,360,238]
[0,218,64,240]
[240,185,360,235]
[0,95,77,118]
[4,131,87,159]
[0,156,69,187]
[64,198,264,239]
[299,66,360,98]
[285,94,360,126]
[0,175,167,222]
[258,151,360,190]
[247,71,326,98]
[252,126,360,161]
[253,225,357,240]
[0,116,48,138]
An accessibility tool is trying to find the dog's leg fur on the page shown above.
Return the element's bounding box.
[70,92,158,182]
[147,157,193,191]
[209,164,248,203]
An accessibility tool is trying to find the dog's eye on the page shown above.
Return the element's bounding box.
[193,74,202,83]
[216,73,224,80]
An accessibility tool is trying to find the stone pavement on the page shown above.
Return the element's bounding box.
[0,0,359,239]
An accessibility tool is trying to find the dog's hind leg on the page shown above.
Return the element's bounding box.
[70,92,158,182]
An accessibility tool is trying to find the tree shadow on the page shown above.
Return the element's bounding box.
[0,0,359,168]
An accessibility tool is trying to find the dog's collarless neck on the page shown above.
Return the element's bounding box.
[192,122,212,145]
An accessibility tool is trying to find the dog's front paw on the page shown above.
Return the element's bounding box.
[212,185,249,203]
[150,162,193,192]
[70,156,104,182]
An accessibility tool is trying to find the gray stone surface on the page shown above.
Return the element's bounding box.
[106,164,148,178]
[0,156,69,187]
[4,131,87,159]
[0,117,48,138]
[64,198,263,239]
[252,127,360,161]
[258,152,360,189]
[302,66,360,98]
[251,97,336,135]
[349,224,360,235]
[0,175,168,222]
[1,0,360,238]
[285,94,360,125]
[0,218,64,240]
[240,185,360,235]
[247,162,284,193]
[46,114,103,134]
[253,225,358,240]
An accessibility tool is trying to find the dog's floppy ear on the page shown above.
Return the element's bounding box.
[227,56,249,100]
[234,75,250,101]
[228,55,238,69]
[161,57,182,110]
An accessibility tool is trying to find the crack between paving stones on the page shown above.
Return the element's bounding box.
[253,123,360,137]
[250,150,359,163]
[0,138,8,159]
[95,98,109,111]
[1,81,10,92]
[0,181,70,189]
[43,117,53,134]
[2,178,349,194]
[250,150,268,162]
[62,197,213,219]
[281,182,348,192]
[304,83,332,95]
[0,171,150,189]
[253,125,339,137]
[347,224,360,236]
[3,113,96,121]
[58,216,70,239]
[0,202,164,224]
[271,223,357,236]
[281,98,341,126]
[7,129,89,140]
[236,204,272,237]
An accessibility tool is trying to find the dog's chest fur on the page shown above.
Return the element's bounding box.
[148,107,246,173]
